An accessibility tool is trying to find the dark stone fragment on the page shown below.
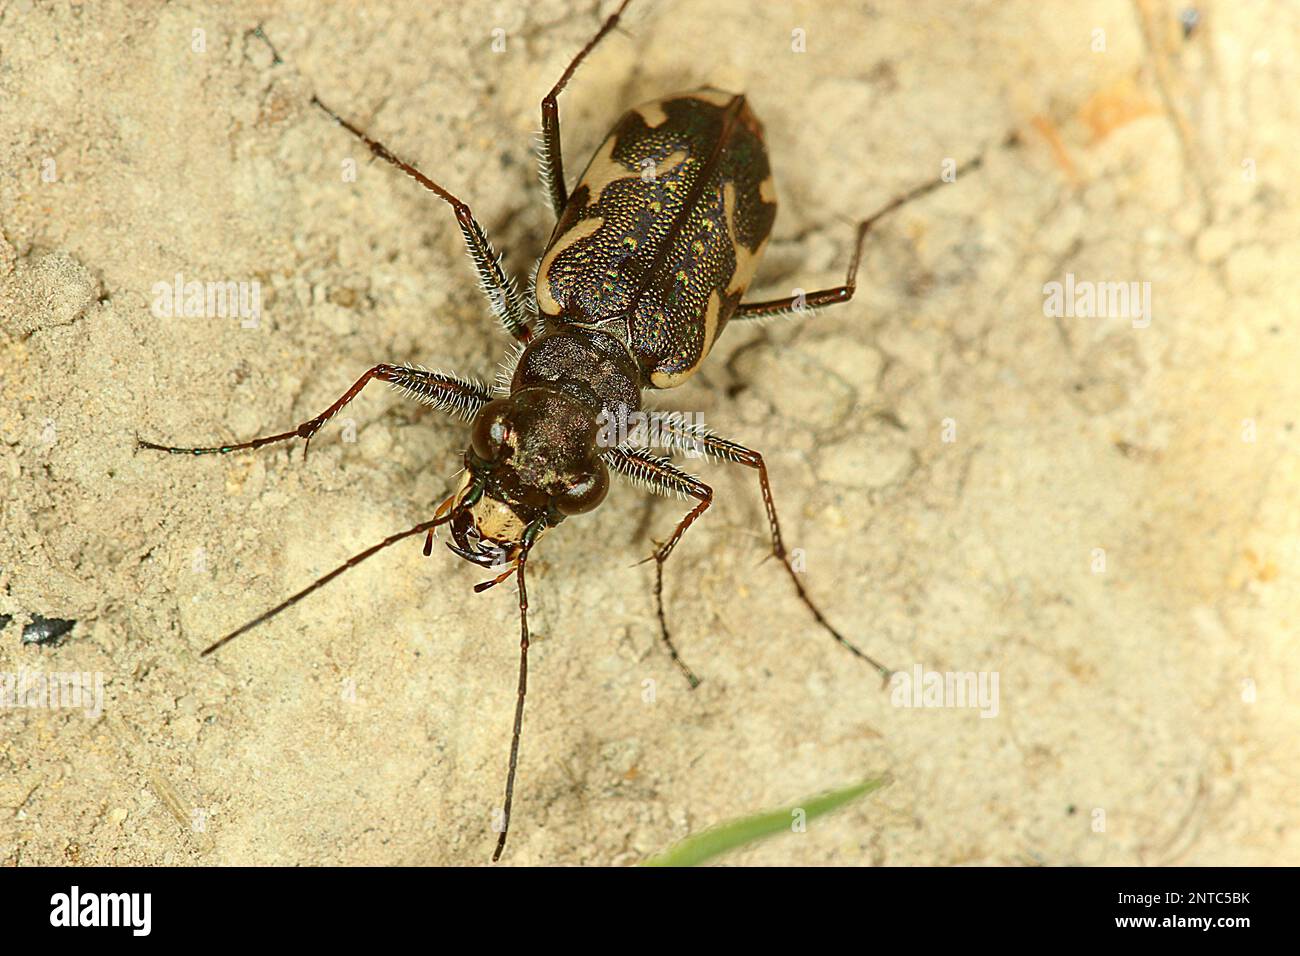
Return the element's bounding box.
[21,615,77,646]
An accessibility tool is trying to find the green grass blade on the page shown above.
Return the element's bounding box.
[641,774,893,867]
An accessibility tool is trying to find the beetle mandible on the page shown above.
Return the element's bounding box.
[140,0,982,860]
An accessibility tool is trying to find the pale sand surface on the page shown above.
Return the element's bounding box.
[1,1,1296,864]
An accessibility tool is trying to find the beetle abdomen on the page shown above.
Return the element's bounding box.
[536,88,777,388]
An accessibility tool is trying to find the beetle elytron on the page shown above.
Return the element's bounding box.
[141,0,979,860]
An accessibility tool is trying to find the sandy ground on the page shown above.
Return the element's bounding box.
[2,0,1297,866]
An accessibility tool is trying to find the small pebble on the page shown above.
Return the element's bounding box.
[21,615,77,646]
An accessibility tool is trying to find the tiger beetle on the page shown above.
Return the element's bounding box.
[139,0,984,860]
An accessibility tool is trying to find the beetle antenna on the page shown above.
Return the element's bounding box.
[492,521,544,862]
[200,513,454,657]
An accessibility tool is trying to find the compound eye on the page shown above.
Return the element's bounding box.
[470,400,514,462]
[555,460,608,516]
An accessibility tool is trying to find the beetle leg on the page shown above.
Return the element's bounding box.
[538,0,635,218]
[138,365,491,460]
[733,154,985,322]
[604,448,709,688]
[730,218,869,320]
[628,426,893,681]
[311,97,532,342]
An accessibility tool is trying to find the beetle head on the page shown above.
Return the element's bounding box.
[440,386,609,565]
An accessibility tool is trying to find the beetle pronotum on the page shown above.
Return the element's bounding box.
[140,0,984,860]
